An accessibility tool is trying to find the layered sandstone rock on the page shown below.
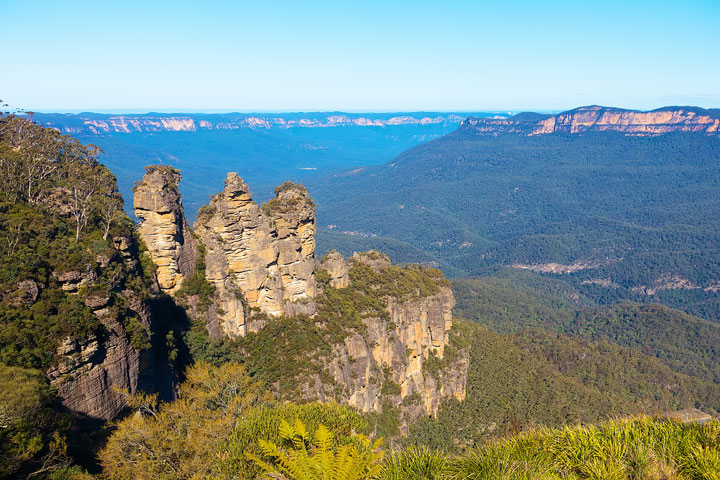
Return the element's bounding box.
[38,113,467,135]
[46,235,154,420]
[193,173,317,337]
[464,106,720,136]
[319,251,350,289]
[315,253,468,428]
[133,166,198,293]
[270,182,318,313]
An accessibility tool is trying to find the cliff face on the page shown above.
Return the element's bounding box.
[464,106,720,136]
[133,166,198,293]
[35,113,468,134]
[310,252,468,428]
[45,235,153,420]
[193,173,317,338]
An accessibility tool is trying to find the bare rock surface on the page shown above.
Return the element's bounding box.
[194,173,317,337]
[133,165,198,293]
[464,106,720,136]
[319,251,350,289]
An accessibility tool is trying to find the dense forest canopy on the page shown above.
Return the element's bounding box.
[310,129,720,323]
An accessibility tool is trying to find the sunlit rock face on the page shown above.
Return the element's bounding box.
[319,250,350,289]
[463,106,720,136]
[315,252,468,430]
[133,166,198,293]
[193,173,317,338]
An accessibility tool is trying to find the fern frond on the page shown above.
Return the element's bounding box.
[279,419,294,441]
[294,418,310,441]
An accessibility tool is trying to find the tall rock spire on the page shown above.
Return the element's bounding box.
[133,165,198,293]
[193,173,317,338]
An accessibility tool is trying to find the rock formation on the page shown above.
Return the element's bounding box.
[463,106,720,136]
[133,165,198,293]
[193,173,317,338]
[130,168,468,426]
[319,251,350,289]
[314,252,468,429]
[45,235,153,420]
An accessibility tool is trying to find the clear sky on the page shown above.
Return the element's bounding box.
[1,0,719,112]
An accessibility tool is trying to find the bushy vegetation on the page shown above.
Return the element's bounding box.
[348,260,449,303]
[0,114,149,370]
[0,365,74,479]
[99,362,369,480]
[407,319,720,451]
[97,363,720,479]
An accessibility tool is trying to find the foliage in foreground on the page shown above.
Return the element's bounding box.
[102,381,720,480]
[249,419,383,480]
[96,361,720,480]
[99,362,367,480]
[0,365,74,479]
[383,416,720,480]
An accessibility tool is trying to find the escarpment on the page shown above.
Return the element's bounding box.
[464,105,720,136]
[133,166,198,293]
[319,252,466,426]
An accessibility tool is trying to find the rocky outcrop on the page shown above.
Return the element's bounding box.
[271,182,318,313]
[45,235,154,420]
[193,173,317,338]
[319,251,350,289]
[315,253,468,429]
[463,106,720,136]
[133,166,198,293]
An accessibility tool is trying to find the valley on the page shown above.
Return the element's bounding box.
[307,106,720,325]
[3,108,720,478]
[31,112,493,221]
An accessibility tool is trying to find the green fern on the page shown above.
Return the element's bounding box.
[248,419,384,480]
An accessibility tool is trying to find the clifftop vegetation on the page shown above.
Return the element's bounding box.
[0,114,146,370]
[0,114,156,478]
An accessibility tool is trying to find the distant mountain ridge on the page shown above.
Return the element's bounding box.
[33,112,479,135]
[30,111,497,221]
[308,106,720,321]
[463,105,720,136]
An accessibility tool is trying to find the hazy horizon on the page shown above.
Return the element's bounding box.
[18,104,720,116]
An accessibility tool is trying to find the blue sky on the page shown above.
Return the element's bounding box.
[1,0,719,112]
